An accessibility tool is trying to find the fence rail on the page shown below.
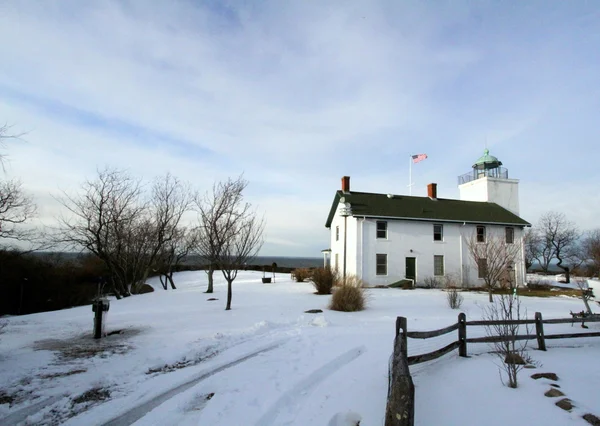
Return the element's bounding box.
[401,311,600,365]
[407,341,460,365]
[406,323,459,339]
[385,311,600,426]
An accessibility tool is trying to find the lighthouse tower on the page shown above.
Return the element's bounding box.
[458,149,520,216]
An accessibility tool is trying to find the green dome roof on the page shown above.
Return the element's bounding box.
[472,148,502,170]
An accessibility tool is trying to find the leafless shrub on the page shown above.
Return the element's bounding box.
[484,292,532,388]
[294,268,312,282]
[329,275,366,312]
[446,288,463,309]
[422,276,441,289]
[311,267,339,294]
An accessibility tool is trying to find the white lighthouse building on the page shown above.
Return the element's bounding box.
[458,148,520,216]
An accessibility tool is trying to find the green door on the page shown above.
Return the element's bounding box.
[405,257,416,281]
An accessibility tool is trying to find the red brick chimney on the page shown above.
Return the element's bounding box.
[427,183,437,199]
[341,176,350,193]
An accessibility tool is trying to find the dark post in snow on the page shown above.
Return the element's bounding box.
[458,312,467,357]
[92,298,110,339]
[534,312,546,351]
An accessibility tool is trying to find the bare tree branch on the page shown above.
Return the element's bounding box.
[537,212,579,283]
[193,175,264,309]
[466,231,521,303]
[523,228,540,271]
[193,175,248,294]
[583,229,600,278]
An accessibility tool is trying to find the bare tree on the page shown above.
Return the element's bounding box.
[0,125,37,247]
[563,240,586,276]
[523,228,540,272]
[467,231,522,303]
[532,230,554,274]
[0,123,25,169]
[141,173,193,291]
[216,206,264,310]
[57,168,145,298]
[196,176,264,310]
[156,227,198,290]
[193,176,246,294]
[0,179,37,243]
[538,212,579,283]
[58,169,193,297]
[583,229,600,278]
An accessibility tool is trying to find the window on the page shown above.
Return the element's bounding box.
[434,255,444,276]
[376,221,387,239]
[476,226,486,243]
[335,253,339,271]
[477,258,488,278]
[376,253,387,275]
[505,227,514,244]
[335,226,339,241]
[433,224,443,241]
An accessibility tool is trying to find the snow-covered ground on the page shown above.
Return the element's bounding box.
[0,271,599,425]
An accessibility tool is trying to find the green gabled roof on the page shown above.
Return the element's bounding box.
[325,191,530,228]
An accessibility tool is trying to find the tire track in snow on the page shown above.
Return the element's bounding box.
[255,345,366,426]
[0,394,65,425]
[102,342,283,426]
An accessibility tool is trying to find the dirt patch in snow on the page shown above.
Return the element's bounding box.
[40,369,87,380]
[146,346,220,374]
[0,390,15,406]
[72,387,111,405]
[33,327,143,361]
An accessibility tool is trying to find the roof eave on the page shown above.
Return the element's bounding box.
[324,191,343,228]
[353,214,531,227]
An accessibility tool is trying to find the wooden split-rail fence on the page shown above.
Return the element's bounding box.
[385,312,600,426]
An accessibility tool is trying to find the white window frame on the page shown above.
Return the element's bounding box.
[433,224,443,241]
[335,226,339,241]
[476,225,486,243]
[376,253,387,275]
[434,255,444,276]
[505,227,514,244]
[376,221,388,239]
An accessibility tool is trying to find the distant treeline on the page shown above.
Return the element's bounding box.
[0,251,321,316]
[30,252,322,268]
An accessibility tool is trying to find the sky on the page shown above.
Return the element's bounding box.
[0,1,599,257]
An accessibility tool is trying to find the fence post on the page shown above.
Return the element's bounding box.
[535,312,546,351]
[396,317,408,358]
[387,317,414,426]
[458,313,467,357]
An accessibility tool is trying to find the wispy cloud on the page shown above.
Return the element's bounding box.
[1,1,599,255]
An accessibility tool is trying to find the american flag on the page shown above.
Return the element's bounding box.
[412,153,428,163]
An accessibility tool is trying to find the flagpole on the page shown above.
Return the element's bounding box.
[409,155,412,196]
